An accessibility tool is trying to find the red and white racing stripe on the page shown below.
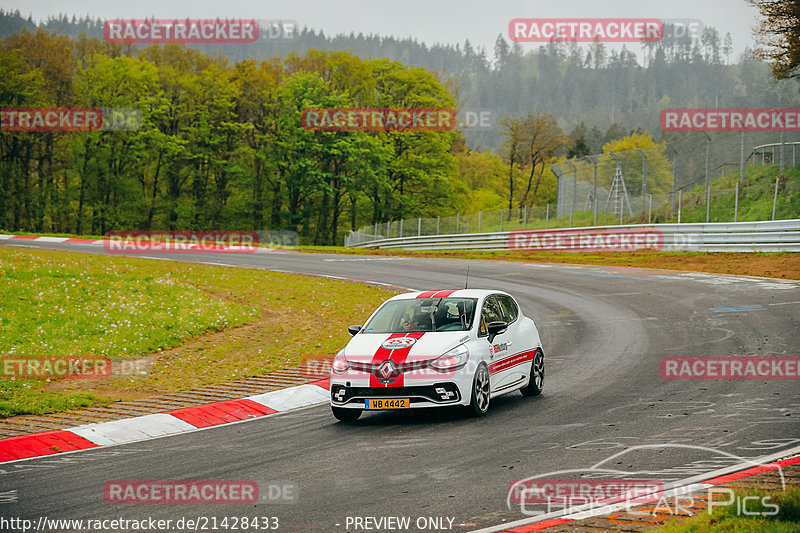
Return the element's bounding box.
[489,349,535,375]
[415,289,459,299]
[369,332,426,387]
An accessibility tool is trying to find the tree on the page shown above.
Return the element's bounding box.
[601,132,673,195]
[499,116,524,210]
[567,137,591,159]
[518,113,564,207]
[493,34,509,70]
[722,32,733,64]
[748,0,800,79]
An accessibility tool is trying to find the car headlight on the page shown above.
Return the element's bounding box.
[332,351,349,374]
[429,344,469,372]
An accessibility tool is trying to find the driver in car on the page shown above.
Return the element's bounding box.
[401,304,434,332]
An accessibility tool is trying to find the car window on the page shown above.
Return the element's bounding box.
[363,298,477,333]
[478,296,504,336]
[496,295,519,324]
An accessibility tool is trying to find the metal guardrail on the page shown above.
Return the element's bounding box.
[349,220,800,253]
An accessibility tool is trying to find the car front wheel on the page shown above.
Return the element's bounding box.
[331,405,362,422]
[520,348,544,397]
[467,365,491,416]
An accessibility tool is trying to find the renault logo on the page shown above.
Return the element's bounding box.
[378,360,396,379]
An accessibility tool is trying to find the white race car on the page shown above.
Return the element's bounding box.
[330,289,544,421]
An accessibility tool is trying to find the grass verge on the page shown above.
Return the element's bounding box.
[0,246,396,417]
[656,488,800,532]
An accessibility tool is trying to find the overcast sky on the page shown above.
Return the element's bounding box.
[8,0,762,60]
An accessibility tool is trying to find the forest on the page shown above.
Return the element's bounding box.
[2,10,799,244]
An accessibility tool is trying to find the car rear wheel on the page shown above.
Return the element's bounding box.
[520,348,544,397]
[331,405,362,422]
[467,365,490,417]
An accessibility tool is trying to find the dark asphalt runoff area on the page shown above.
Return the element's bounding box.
[1,241,799,533]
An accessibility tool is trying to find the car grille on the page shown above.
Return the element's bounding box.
[349,359,434,384]
[331,383,461,405]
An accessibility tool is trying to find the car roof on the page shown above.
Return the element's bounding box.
[388,289,510,301]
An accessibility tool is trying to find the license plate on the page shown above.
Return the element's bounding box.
[365,398,410,409]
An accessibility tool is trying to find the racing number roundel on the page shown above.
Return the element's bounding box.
[381,337,417,350]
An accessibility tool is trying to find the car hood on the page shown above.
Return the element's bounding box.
[342,331,471,363]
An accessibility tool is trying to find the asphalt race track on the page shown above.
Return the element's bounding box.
[2,240,799,532]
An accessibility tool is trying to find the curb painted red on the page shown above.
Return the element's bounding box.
[704,454,800,485]
[0,378,330,464]
[501,518,573,532]
[0,430,98,462]
[169,399,277,428]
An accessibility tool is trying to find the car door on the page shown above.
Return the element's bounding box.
[479,295,515,392]
[494,294,529,384]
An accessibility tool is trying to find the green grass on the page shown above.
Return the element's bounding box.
[665,165,800,224]
[0,246,395,417]
[0,247,257,359]
[0,380,109,418]
[656,488,800,532]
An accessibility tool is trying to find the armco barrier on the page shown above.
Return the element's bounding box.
[349,220,800,252]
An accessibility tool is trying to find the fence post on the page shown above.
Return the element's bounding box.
[703,133,711,197]
[636,148,648,215]
[773,176,779,220]
[678,190,682,223]
[566,159,577,228]
[500,208,503,232]
[456,213,460,234]
[706,186,711,223]
[648,194,652,224]
[592,156,598,226]
[546,203,550,229]
[780,131,785,175]
[399,218,403,237]
[523,205,527,230]
[734,183,739,222]
[478,210,482,233]
[668,145,677,217]
[436,215,440,235]
[418,217,421,236]
[740,131,746,187]
[374,223,378,240]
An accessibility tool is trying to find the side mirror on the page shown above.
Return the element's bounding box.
[487,321,508,343]
[348,325,362,336]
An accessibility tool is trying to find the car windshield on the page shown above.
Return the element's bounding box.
[362,297,477,333]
